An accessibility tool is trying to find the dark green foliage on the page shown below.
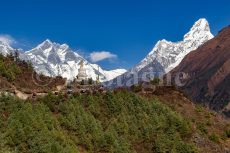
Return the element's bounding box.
[225,129,230,138]
[0,95,78,153]
[0,54,22,81]
[88,78,93,85]
[209,133,220,143]
[0,54,4,60]
[195,105,204,113]
[0,91,197,153]
[197,123,208,135]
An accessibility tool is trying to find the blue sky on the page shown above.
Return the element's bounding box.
[0,0,229,70]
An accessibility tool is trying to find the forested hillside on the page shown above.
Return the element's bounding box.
[0,54,65,94]
[0,90,229,153]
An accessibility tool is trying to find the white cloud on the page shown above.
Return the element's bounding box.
[0,34,16,45]
[90,51,117,62]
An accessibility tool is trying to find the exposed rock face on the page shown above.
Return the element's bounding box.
[171,26,230,116]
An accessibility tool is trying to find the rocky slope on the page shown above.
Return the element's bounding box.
[170,26,230,117]
[106,18,214,87]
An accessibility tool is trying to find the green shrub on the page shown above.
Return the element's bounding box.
[209,133,220,143]
[195,105,204,113]
[197,123,208,135]
[0,57,21,81]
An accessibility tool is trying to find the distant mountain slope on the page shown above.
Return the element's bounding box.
[0,39,126,82]
[0,41,16,56]
[170,26,230,116]
[106,18,213,87]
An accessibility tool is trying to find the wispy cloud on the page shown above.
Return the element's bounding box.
[0,34,16,45]
[90,51,117,62]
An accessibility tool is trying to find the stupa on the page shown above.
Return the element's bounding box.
[76,60,87,81]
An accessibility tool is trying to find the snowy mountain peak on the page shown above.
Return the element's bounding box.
[60,43,69,50]
[19,39,126,81]
[40,39,53,45]
[0,40,11,47]
[37,39,70,51]
[191,18,210,31]
[156,39,172,48]
[131,18,214,77]
[38,39,53,48]
[106,18,214,87]
[184,18,213,41]
[44,39,52,44]
[0,40,15,56]
[29,40,73,62]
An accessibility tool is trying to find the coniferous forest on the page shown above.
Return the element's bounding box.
[0,91,198,153]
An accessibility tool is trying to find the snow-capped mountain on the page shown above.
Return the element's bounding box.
[133,18,214,73]
[20,39,126,81]
[0,18,212,85]
[106,18,214,87]
[0,40,15,56]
